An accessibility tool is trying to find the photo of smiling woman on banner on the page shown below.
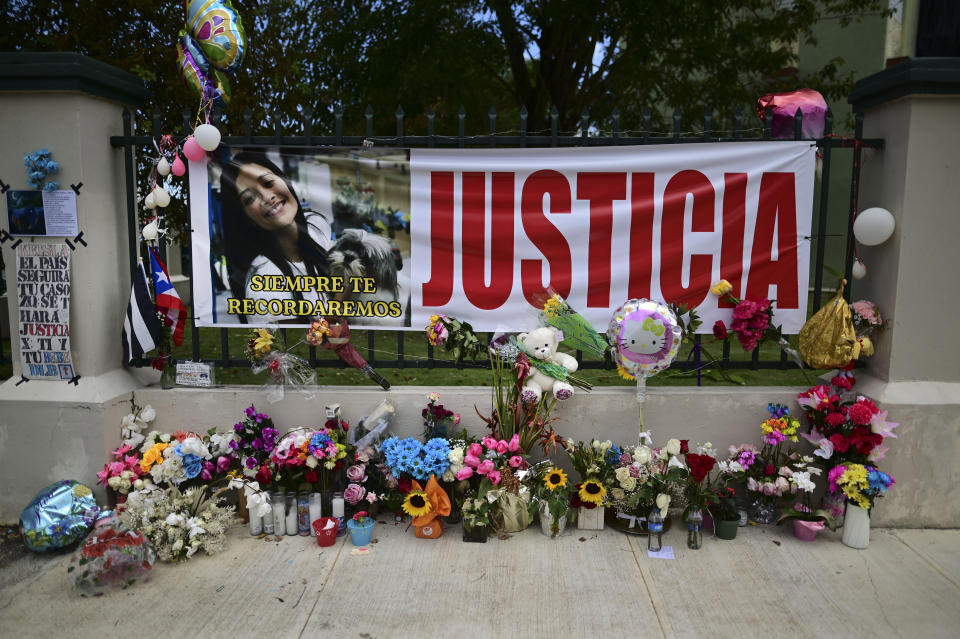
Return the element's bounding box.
[203,147,411,327]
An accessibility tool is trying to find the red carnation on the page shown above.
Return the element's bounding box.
[305,470,319,484]
[829,433,852,454]
[830,374,854,391]
[712,321,728,340]
[848,402,874,426]
[679,440,690,454]
[397,478,412,494]
[255,464,272,485]
[764,464,776,476]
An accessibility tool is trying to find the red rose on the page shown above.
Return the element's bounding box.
[712,321,728,340]
[305,470,319,484]
[828,433,851,454]
[679,440,690,455]
[255,464,272,485]
[397,478,412,494]
[687,453,716,483]
[764,464,776,477]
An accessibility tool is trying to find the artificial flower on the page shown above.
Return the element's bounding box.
[252,329,274,357]
[711,280,733,296]
[655,493,671,516]
[712,321,728,340]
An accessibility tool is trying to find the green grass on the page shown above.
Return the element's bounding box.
[0,321,814,387]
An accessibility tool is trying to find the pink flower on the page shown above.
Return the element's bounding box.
[124,455,142,472]
[774,477,790,494]
[216,456,231,473]
[508,455,522,468]
[746,477,759,492]
[343,483,366,505]
[454,414,461,425]
[366,492,379,503]
[762,482,777,496]
[109,461,124,475]
[487,470,502,486]
[467,443,482,457]
[96,465,110,485]
[508,434,521,452]
[464,453,481,469]
[496,440,509,455]
[477,460,495,475]
[112,444,132,459]
[456,467,474,480]
[345,464,367,483]
[482,437,498,450]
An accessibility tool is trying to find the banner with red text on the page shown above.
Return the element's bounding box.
[190,142,814,332]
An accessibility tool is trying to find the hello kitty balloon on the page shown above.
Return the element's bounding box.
[608,299,682,382]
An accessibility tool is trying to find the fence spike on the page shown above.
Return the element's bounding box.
[365,105,374,138]
[243,106,252,141]
[703,105,712,141]
[396,105,405,142]
[489,106,497,147]
[762,106,772,140]
[673,107,682,141]
[458,105,466,148]
[426,106,435,147]
[581,108,589,145]
[642,107,651,143]
[824,107,834,135]
[303,106,313,144]
[334,105,343,145]
[519,104,528,147]
[794,107,803,140]
[550,106,558,147]
[733,105,742,140]
[611,106,621,141]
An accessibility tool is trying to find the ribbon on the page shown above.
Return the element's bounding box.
[616,511,648,529]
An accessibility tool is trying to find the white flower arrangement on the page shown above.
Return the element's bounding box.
[120,485,234,562]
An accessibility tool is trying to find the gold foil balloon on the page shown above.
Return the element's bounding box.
[798,280,858,369]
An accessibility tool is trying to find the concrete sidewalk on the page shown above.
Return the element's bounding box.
[1,520,958,638]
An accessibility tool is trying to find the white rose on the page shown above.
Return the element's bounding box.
[632,446,651,464]
[615,467,631,483]
[172,539,184,552]
[665,439,681,456]
[448,448,464,465]
[441,469,456,483]
[107,476,122,490]
[656,493,671,515]
[611,488,626,501]
[305,456,318,469]
[620,476,637,491]
[138,405,156,423]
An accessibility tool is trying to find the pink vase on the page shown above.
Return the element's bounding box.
[793,519,825,541]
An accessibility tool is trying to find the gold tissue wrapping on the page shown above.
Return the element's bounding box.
[798,280,859,369]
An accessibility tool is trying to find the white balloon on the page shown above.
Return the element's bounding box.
[153,186,171,208]
[194,123,222,151]
[852,258,867,280]
[144,192,156,209]
[156,157,171,176]
[853,207,895,246]
[141,219,159,242]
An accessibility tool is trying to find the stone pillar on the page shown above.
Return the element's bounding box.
[846,58,960,526]
[0,53,149,519]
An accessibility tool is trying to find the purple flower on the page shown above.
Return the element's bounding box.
[216,456,231,473]
[251,438,263,450]
[229,439,240,450]
[343,483,366,505]
[244,406,256,418]
[245,457,258,469]
[345,464,367,483]
[233,422,244,433]
[262,427,278,441]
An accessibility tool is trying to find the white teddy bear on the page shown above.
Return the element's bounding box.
[517,326,578,402]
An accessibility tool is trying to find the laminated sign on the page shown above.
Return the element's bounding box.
[17,242,74,379]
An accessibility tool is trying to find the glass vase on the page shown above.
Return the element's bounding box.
[748,497,779,525]
[462,522,488,543]
[686,509,703,550]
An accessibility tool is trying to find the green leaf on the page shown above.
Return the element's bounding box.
[727,374,746,385]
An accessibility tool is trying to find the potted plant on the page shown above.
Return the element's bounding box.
[776,456,837,541]
[529,464,575,538]
[706,485,741,540]
[603,435,685,535]
[347,510,375,546]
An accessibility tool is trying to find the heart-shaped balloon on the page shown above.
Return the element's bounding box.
[187,0,247,73]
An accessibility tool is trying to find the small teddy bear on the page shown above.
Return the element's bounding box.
[517,326,578,402]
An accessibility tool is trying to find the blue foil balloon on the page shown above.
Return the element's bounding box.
[19,480,101,552]
[187,0,247,73]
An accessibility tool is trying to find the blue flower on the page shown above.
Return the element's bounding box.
[605,444,623,466]
[767,403,790,418]
[182,454,203,479]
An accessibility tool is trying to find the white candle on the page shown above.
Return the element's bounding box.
[331,496,345,518]
[309,493,322,526]
[284,494,298,536]
[248,514,262,536]
[271,493,286,536]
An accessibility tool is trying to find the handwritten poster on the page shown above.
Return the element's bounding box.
[17,243,73,380]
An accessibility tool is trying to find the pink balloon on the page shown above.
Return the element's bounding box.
[182,136,206,162]
[171,154,187,176]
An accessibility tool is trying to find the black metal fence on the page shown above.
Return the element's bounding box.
[106,104,882,374]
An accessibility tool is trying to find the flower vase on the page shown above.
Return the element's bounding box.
[577,505,604,530]
[793,519,825,542]
[685,509,703,549]
[714,517,739,540]
[748,498,779,525]
[841,503,870,549]
[539,505,568,538]
[462,523,488,543]
[347,519,375,546]
[160,361,176,389]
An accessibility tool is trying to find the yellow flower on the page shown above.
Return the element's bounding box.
[72,484,92,498]
[616,364,636,381]
[140,442,168,473]
[543,294,563,318]
[578,479,607,505]
[429,314,440,324]
[544,468,568,491]
[710,280,733,296]
[402,490,432,518]
[252,329,274,357]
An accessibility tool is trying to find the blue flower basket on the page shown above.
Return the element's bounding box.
[347,519,375,546]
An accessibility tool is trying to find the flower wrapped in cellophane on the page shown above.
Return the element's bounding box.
[69,523,156,594]
[247,327,316,403]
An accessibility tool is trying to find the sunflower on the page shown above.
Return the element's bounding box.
[578,479,607,505]
[544,468,568,491]
[616,363,635,381]
[402,490,433,518]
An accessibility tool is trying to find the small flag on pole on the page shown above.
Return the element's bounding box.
[122,261,161,364]
[149,247,187,346]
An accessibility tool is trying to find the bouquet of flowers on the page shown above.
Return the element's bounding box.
[461,478,494,537]
[828,463,895,510]
[119,402,157,449]
[96,444,144,499]
[119,485,235,562]
[603,436,687,528]
[269,426,350,492]
[453,435,532,533]
[382,436,452,484]
[528,463,576,537]
[798,383,897,467]
[137,431,223,488]
[422,393,460,440]
[424,314,485,363]
[229,405,280,486]
[68,525,156,594]
[850,299,883,357]
[776,455,835,530]
[566,439,617,510]
[683,447,717,517]
[246,327,316,403]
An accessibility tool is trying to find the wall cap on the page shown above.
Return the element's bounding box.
[849,57,960,111]
[0,52,148,106]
